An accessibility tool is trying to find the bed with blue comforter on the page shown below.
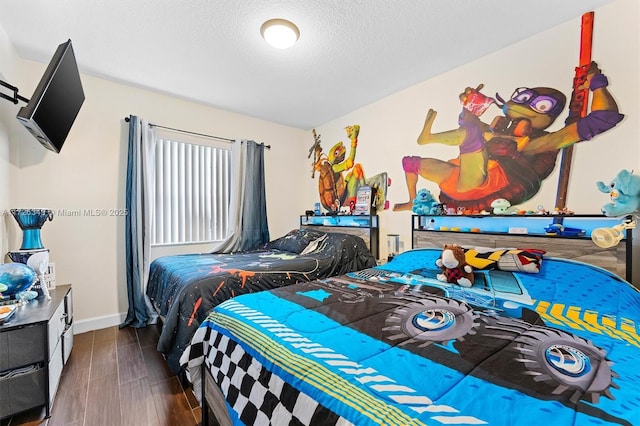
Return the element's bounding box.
[182,247,640,426]
[147,229,376,374]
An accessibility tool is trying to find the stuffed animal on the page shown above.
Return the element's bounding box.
[412,188,439,215]
[436,244,474,287]
[490,198,515,215]
[596,169,640,216]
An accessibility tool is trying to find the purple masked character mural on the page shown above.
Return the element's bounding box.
[393,62,623,213]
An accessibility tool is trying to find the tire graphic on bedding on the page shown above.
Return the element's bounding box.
[511,327,617,404]
[454,313,530,364]
[452,314,617,404]
[383,296,479,347]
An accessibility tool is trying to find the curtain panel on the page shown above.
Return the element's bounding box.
[122,124,269,327]
[212,140,269,253]
[121,115,158,328]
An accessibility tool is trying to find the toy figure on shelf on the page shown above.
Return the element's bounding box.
[596,169,640,216]
[490,198,514,215]
[393,62,623,213]
[412,188,439,216]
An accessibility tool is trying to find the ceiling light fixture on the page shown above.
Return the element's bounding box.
[260,19,300,49]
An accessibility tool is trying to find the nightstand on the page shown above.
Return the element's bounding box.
[0,285,73,419]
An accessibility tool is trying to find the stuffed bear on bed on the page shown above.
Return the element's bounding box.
[436,244,474,287]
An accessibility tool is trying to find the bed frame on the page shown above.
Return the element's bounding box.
[411,214,633,284]
[202,367,232,426]
[300,214,380,259]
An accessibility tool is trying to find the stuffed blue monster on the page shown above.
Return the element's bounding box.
[412,188,440,215]
[596,169,640,216]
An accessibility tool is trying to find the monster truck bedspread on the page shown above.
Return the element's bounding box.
[148,230,376,374]
[182,247,640,426]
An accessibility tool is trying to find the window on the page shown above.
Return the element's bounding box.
[488,270,523,295]
[152,136,232,246]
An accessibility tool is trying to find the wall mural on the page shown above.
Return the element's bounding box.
[393,63,623,215]
[309,125,389,214]
[393,13,623,215]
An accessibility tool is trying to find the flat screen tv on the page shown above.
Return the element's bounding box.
[16,39,85,153]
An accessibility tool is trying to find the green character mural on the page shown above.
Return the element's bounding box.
[393,62,623,213]
[309,126,389,213]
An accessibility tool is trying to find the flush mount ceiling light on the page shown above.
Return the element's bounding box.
[260,19,300,49]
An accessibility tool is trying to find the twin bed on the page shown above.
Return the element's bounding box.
[148,221,640,426]
[147,229,377,373]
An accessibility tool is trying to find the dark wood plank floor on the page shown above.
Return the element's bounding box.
[1,324,201,426]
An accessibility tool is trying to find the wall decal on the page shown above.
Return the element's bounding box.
[393,63,623,214]
[309,126,389,213]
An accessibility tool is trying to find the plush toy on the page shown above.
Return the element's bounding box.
[490,198,515,215]
[412,188,439,215]
[436,244,474,287]
[596,169,640,216]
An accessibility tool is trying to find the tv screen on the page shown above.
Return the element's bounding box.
[16,39,85,153]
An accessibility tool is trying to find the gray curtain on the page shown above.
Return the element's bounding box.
[121,115,158,328]
[213,140,269,253]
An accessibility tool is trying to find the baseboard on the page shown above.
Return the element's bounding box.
[73,312,127,334]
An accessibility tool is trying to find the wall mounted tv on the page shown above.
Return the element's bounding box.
[16,39,85,153]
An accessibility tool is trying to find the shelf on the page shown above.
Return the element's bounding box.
[411,216,632,284]
[301,215,378,228]
[412,214,629,239]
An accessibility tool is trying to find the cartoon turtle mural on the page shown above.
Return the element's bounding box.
[309,126,390,213]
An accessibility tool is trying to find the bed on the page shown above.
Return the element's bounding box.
[181,246,640,426]
[147,229,377,374]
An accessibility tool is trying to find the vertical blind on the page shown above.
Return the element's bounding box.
[152,138,231,245]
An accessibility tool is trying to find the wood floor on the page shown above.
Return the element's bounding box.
[1,324,201,426]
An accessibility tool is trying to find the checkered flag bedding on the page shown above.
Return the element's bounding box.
[180,245,640,426]
[182,326,352,426]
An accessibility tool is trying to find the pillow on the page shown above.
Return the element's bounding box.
[463,246,545,273]
[265,229,326,254]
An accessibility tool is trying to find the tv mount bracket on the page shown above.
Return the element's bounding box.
[0,79,29,105]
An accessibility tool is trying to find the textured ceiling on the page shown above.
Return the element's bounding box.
[0,0,612,129]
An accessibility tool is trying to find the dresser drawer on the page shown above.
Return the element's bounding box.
[64,289,73,326]
[47,300,66,361]
[0,365,46,418]
[0,324,46,372]
[62,322,73,364]
[48,338,63,407]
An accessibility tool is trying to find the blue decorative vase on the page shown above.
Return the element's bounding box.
[10,209,53,250]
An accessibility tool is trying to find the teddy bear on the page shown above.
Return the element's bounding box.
[412,188,440,216]
[436,244,474,287]
[596,169,640,216]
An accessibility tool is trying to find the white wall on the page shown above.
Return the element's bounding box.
[0,25,15,257]
[6,58,307,332]
[309,0,640,267]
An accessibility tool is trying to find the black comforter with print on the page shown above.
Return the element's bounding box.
[147,230,376,373]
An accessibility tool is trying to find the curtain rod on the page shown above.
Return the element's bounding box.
[123,116,271,149]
